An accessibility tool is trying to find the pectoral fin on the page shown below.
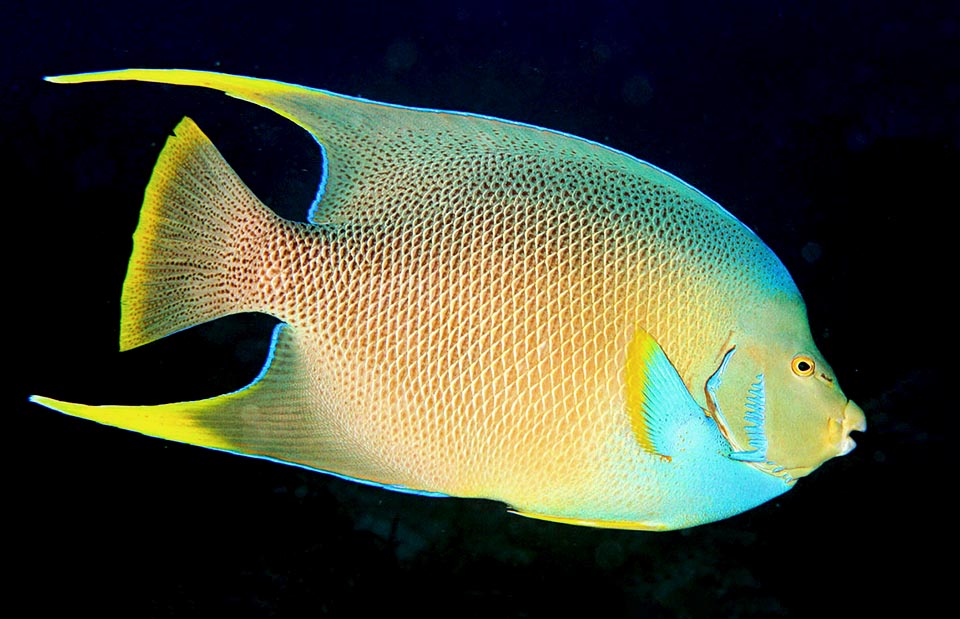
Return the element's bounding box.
[624,326,704,460]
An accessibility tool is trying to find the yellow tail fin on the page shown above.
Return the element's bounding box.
[119,116,281,350]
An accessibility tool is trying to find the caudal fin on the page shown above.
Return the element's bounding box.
[120,116,281,351]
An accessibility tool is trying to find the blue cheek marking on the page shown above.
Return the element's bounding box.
[705,348,738,450]
[730,375,768,463]
[705,349,769,463]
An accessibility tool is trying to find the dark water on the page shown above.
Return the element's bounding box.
[6,1,954,616]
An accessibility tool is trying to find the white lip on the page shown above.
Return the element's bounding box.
[837,400,867,456]
[837,435,857,456]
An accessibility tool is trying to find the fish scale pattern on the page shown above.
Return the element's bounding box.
[248,122,791,499]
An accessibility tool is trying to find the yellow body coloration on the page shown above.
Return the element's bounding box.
[32,70,865,530]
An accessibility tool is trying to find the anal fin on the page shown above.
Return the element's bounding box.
[32,325,336,473]
[508,508,669,531]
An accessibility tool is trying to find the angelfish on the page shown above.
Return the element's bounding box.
[31,69,866,531]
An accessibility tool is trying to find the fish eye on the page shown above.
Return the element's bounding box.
[791,355,816,377]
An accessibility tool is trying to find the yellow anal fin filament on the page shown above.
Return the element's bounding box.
[508,508,669,531]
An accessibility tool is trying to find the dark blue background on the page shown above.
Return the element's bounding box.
[6,1,955,616]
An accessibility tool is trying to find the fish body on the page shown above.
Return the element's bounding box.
[32,70,865,530]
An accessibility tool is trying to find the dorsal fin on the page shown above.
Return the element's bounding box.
[45,69,615,227]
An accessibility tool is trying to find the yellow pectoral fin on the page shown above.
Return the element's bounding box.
[507,508,669,531]
[625,325,705,460]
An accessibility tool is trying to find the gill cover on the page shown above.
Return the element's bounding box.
[705,338,861,480]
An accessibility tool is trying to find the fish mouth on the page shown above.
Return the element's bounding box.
[835,399,867,456]
[752,400,867,480]
[752,400,867,479]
